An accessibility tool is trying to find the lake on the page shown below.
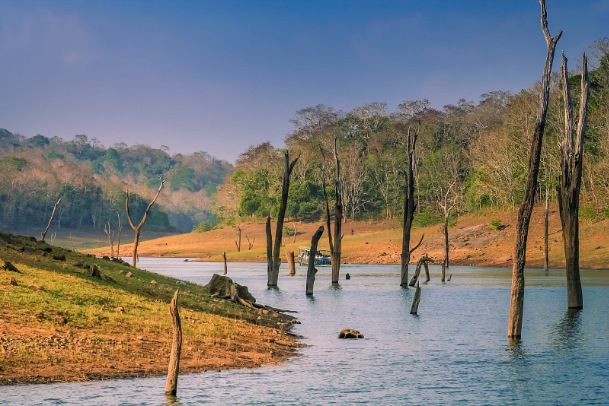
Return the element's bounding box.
[3,259,609,405]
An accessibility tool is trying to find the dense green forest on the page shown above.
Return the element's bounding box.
[2,40,608,236]
[215,39,609,226]
[0,130,232,233]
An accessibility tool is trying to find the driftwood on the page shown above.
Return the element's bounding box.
[409,254,432,287]
[165,289,182,396]
[306,226,325,296]
[287,251,296,276]
[410,282,421,315]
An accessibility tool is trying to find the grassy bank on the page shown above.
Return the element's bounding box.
[0,232,299,385]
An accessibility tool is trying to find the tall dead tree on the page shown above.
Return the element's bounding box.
[126,177,166,268]
[266,151,299,287]
[544,185,550,272]
[508,0,561,339]
[104,222,115,258]
[40,197,61,242]
[557,52,589,309]
[438,182,457,268]
[320,139,343,284]
[400,126,421,287]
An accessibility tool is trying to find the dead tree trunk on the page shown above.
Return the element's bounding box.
[320,139,343,284]
[331,139,343,285]
[441,259,447,282]
[267,151,299,287]
[508,0,561,339]
[306,226,325,296]
[400,126,420,287]
[544,186,550,272]
[410,282,421,315]
[266,216,273,281]
[409,254,432,286]
[557,52,589,310]
[287,251,296,276]
[223,252,228,275]
[41,197,61,242]
[126,177,166,268]
[116,212,122,258]
[165,289,182,396]
[104,222,115,258]
[235,225,242,252]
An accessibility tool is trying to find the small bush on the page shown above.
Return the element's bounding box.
[490,219,504,230]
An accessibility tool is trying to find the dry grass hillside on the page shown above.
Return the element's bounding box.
[100,205,609,270]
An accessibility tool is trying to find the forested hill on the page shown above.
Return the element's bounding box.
[0,130,233,233]
[215,42,609,225]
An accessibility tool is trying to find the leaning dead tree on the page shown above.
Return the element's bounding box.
[40,197,61,242]
[306,226,325,296]
[266,151,299,287]
[320,138,343,284]
[165,289,182,397]
[557,51,589,310]
[409,254,432,286]
[400,126,422,287]
[126,177,166,268]
[508,0,561,339]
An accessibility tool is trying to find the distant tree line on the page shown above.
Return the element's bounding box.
[0,130,232,233]
[214,38,609,226]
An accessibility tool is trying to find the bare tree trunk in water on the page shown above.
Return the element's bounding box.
[401,126,419,287]
[306,226,324,296]
[508,0,561,339]
[331,138,343,284]
[165,289,182,397]
[267,151,299,287]
[557,52,588,310]
[544,186,550,272]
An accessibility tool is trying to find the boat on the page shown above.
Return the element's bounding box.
[298,246,331,266]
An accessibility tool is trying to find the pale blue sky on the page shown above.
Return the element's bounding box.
[1,0,608,163]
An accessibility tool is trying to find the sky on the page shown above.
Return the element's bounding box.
[1,1,608,164]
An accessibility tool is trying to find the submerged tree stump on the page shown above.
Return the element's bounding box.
[306,226,324,296]
[410,282,421,315]
[287,251,296,276]
[204,274,257,307]
[165,289,182,396]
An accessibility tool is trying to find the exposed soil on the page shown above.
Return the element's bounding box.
[115,205,609,270]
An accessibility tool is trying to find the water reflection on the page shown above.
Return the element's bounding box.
[552,309,583,351]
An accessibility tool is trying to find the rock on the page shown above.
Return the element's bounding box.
[125,271,133,278]
[9,276,17,286]
[204,274,256,304]
[338,328,364,339]
[150,280,157,285]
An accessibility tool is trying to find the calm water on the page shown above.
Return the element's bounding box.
[3,259,609,405]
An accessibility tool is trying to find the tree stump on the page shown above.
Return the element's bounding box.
[306,226,324,296]
[410,282,421,315]
[165,289,182,396]
[287,251,296,276]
